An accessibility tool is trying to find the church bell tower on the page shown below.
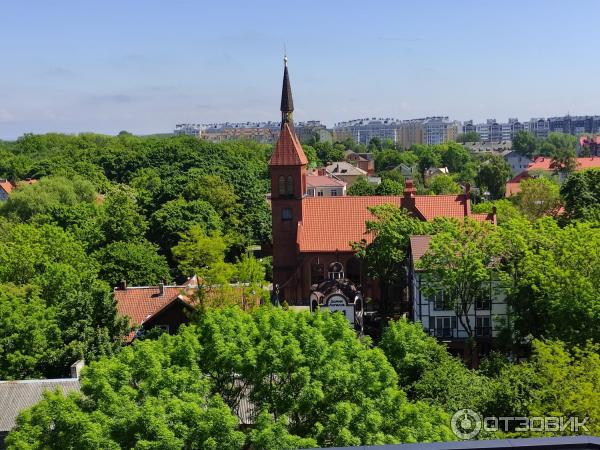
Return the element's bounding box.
[269,56,308,302]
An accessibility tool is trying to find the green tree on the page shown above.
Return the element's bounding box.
[0,175,96,222]
[93,240,171,288]
[428,174,462,195]
[456,131,481,143]
[517,177,561,220]
[375,178,404,195]
[512,131,539,158]
[560,168,600,220]
[441,143,471,173]
[418,220,507,365]
[194,307,454,446]
[100,184,148,244]
[347,178,376,196]
[151,198,223,256]
[6,335,246,449]
[475,154,512,199]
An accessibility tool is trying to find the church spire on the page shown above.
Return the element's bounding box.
[280,55,294,128]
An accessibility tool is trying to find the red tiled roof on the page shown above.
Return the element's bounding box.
[297,196,401,252]
[0,180,13,195]
[505,157,600,196]
[527,156,600,171]
[297,193,487,252]
[412,195,468,221]
[268,123,308,166]
[114,285,191,341]
[409,235,432,263]
[505,171,531,197]
[306,172,346,188]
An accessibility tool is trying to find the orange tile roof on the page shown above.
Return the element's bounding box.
[0,180,13,195]
[527,156,600,171]
[297,193,487,252]
[268,123,308,166]
[409,235,432,263]
[505,157,600,196]
[298,196,402,252]
[114,285,190,341]
[412,195,468,221]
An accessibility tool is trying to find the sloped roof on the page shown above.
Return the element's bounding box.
[297,190,492,253]
[0,179,13,195]
[527,156,600,171]
[412,195,468,221]
[409,235,432,263]
[326,161,367,176]
[268,123,308,166]
[298,196,402,252]
[306,172,346,188]
[114,285,192,341]
[0,379,80,432]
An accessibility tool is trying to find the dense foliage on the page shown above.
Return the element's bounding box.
[7,308,455,449]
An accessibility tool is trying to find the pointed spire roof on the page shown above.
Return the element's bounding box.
[280,56,294,114]
[269,122,308,166]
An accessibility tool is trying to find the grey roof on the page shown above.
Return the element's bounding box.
[0,379,80,431]
[303,436,600,450]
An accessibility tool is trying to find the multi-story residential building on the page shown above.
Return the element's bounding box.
[422,116,460,145]
[409,235,508,357]
[174,123,203,137]
[202,121,281,144]
[547,115,600,135]
[333,118,401,145]
[397,119,425,149]
[522,118,550,139]
[295,121,333,143]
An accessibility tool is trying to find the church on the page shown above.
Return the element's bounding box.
[269,58,495,306]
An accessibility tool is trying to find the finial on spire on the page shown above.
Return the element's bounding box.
[280,53,294,128]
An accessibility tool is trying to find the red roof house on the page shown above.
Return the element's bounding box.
[0,179,13,201]
[114,282,196,342]
[505,156,600,196]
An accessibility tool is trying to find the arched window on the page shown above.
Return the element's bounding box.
[286,176,293,196]
[278,176,286,196]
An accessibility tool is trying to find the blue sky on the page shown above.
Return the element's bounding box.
[1,0,600,139]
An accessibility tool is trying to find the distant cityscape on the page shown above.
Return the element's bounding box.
[174,114,600,147]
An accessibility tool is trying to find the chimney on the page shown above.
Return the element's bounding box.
[118,280,127,290]
[403,179,416,198]
[158,282,165,297]
[70,359,85,379]
[491,206,498,225]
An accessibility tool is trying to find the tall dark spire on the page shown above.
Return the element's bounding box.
[280,55,294,128]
